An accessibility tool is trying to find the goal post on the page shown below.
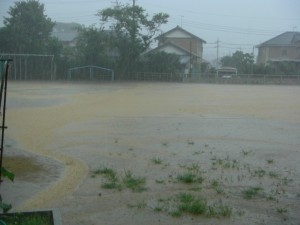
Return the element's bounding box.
[0,54,54,80]
[68,65,114,81]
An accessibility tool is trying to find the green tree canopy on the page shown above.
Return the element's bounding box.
[97,2,169,77]
[75,26,113,66]
[1,0,55,53]
[140,52,183,73]
[220,50,254,74]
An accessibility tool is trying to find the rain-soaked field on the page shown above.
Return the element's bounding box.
[2,81,300,225]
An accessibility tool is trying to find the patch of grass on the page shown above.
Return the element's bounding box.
[122,170,147,192]
[101,181,121,190]
[210,180,225,195]
[151,157,163,165]
[96,167,121,190]
[207,203,232,218]
[266,159,274,164]
[92,167,117,179]
[186,163,201,171]
[0,211,53,225]
[155,179,165,184]
[266,194,277,201]
[210,156,240,170]
[282,177,293,186]
[187,140,195,145]
[177,172,204,184]
[192,150,205,155]
[177,193,207,215]
[269,171,280,179]
[276,207,287,214]
[236,209,245,217]
[241,149,253,156]
[242,187,263,199]
[93,167,147,192]
[180,163,201,172]
[153,193,232,218]
[127,201,147,209]
[253,168,266,177]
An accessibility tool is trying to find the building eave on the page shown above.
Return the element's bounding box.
[145,41,199,57]
[156,25,206,44]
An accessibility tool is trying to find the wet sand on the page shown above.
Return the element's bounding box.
[2,81,300,225]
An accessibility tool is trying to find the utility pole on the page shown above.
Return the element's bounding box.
[133,0,135,6]
[216,39,219,69]
[189,41,192,75]
[251,46,255,74]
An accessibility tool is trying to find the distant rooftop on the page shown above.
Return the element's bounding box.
[156,25,206,44]
[257,31,300,47]
[51,22,80,42]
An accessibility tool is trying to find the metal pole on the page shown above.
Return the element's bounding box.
[0,60,11,180]
[90,67,92,80]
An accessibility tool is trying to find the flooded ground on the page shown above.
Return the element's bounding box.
[2,81,300,225]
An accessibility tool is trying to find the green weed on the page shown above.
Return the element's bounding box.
[254,168,266,177]
[177,193,207,215]
[127,201,147,209]
[242,187,263,199]
[122,170,147,192]
[187,140,195,145]
[269,171,280,179]
[177,172,204,184]
[210,180,225,195]
[241,149,253,156]
[151,157,163,164]
[277,207,287,214]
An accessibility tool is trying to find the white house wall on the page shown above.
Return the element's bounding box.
[158,45,188,56]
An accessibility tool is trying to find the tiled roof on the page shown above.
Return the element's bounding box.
[156,25,206,43]
[257,31,300,47]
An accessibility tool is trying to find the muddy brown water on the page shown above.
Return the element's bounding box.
[2,81,300,225]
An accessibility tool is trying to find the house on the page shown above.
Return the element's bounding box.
[256,31,300,65]
[51,22,80,47]
[147,26,207,76]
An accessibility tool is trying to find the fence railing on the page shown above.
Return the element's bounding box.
[125,72,182,82]
[126,72,300,85]
[194,74,300,85]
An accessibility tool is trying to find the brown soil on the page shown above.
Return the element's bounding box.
[2,81,300,225]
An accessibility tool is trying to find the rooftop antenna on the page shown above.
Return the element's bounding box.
[180,15,184,27]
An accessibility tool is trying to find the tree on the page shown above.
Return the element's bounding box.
[220,50,254,74]
[1,0,55,53]
[75,25,111,66]
[97,2,169,78]
[140,52,183,73]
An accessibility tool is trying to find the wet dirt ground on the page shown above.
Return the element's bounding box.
[2,81,300,225]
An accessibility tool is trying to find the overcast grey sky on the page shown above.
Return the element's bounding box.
[1,0,300,61]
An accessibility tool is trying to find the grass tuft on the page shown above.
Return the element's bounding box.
[151,157,163,164]
[122,170,147,192]
[177,172,204,184]
[242,187,263,199]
